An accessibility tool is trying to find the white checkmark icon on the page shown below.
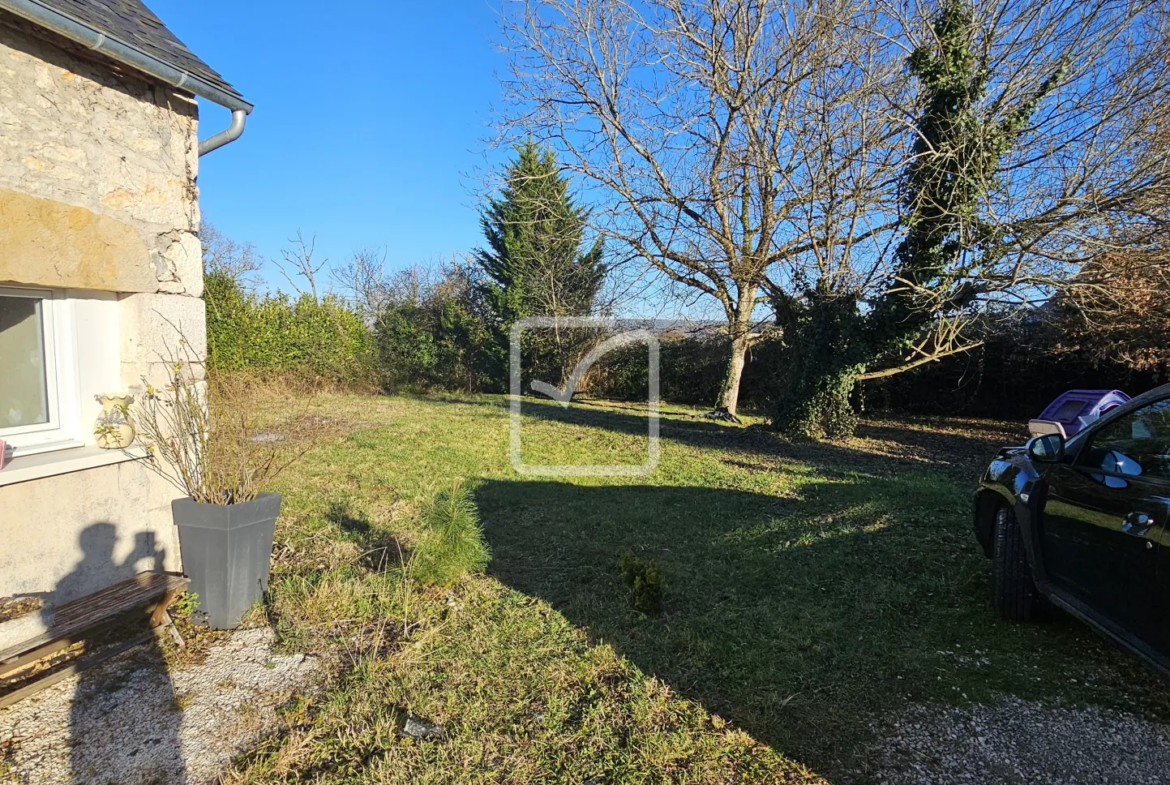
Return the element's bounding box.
[529,332,649,408]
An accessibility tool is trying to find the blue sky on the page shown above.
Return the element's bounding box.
[153,0,505,291]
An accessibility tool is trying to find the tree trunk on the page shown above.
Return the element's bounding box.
[769,292,866,440]
[772,363,861,440]
[715,286,758,418]
[716,331,751,416]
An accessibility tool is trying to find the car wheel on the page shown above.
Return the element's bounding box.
[993,504,1038,621]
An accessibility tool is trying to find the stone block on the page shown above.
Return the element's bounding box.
[155,231,204,297]
[120,292,207,366]
[0,21,200,265]
[0,188,156,292]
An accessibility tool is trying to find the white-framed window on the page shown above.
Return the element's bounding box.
[0,286,80,455]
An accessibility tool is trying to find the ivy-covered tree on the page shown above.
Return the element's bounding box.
[473,142,605,387]
[769,0,1168,439]
[773,0,1034,438]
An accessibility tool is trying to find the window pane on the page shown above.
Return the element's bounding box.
[0,295,50,428]
[1052,399,1086,421]
[1078,399,1170,482]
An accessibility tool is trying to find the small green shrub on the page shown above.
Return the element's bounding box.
[174,591,201,618]
[413,482,491,587]
[619,551,664,615]
[373,262,494,393]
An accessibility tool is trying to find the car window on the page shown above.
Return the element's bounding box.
[1052,399,1086,421]
[1076,398,1170,483]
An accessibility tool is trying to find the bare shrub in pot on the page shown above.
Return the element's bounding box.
[133,340,326,628]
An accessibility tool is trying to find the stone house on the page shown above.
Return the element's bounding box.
[0,0,251,604]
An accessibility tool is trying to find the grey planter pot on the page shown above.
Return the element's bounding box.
[172,493,281,629]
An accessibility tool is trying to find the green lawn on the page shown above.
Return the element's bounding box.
[228,393,1170,784]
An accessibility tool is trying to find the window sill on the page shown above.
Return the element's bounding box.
[0,445,149,487]
[8,439,85,458]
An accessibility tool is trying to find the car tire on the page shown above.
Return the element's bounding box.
[992,504,1038,621]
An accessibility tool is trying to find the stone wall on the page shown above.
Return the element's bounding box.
[0,15,208,601]
[0,16,203,297]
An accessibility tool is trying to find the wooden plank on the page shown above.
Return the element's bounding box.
[54,572,188,628]
[0,604,171,682]
[0,630,154,710]
[153,609,185,648]
[0,572,190,708]
[149,588,182,628]
[0,573,188,663]
[1,631,88,681]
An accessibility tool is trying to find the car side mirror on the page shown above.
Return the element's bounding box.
[1028,433,1065,464]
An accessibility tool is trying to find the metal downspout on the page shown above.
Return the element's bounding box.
[198,109,248,157]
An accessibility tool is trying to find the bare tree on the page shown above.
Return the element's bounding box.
[274,230,328,301]
[331,246,392,317]
[861,0,1170,342]
[499,0,1170,430]
[200,222,261,287]
[1055,248,1170,377]
[498,0,903,417]
[383,262,440,308]
[831,0,1169,432]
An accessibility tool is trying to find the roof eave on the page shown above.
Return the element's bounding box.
[0,0,253,113]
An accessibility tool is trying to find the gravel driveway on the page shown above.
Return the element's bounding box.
[0,627,317,785]
[867,697,1170,785]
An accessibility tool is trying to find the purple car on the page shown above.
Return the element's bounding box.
[1028,389,1131,438]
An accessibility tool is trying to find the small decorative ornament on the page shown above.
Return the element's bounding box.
[0,438,7,470]
[94,394,136,449]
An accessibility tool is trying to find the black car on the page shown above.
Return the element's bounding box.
[975,383,1170,673]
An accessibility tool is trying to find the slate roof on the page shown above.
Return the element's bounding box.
[18,0,244,101]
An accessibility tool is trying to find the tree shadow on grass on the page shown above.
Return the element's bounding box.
[509,396,1018,483]
[476,469,1170,781]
